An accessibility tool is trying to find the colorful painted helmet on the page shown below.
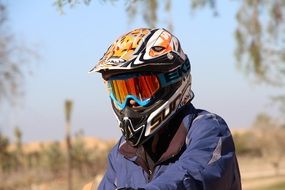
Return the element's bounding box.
[90,28,193,146]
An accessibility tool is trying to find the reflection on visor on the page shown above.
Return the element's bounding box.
[106,59,190,110]
[108,74,160,109]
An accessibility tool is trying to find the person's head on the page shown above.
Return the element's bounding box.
[91,28,193,146]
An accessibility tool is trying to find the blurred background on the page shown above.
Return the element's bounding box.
[0,0,285,189]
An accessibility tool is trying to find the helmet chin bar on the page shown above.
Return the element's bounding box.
[112,103,148,146]
[111,77,191,147]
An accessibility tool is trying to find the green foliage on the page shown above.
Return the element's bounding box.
[53,0,285,86]
[261,181,285,190]
[0,133,9,154]
[252,113,285,175]
[54,0,92,11]
[190,0,217,15]
[0,3,22,105]
[272,95,285,116]
[0,127,115,189]
[26,151,41,168]
[71,131,92,175]
[233,132,261,157]
[41,141,65,175]
[234,113,285,166]
[0,2,36,106]
[126,0,158,29]
[235,1,285,85]
[0,133,10,171]
[0,133,21,173]
[71,130,114,176]
[89,142,112,175]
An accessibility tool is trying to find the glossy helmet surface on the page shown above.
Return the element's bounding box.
[90,28,193,146]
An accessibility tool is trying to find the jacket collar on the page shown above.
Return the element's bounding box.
[118,104,197,168]
[119,120,188,159]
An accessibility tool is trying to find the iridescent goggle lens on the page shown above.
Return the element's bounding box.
[108,74,160,109]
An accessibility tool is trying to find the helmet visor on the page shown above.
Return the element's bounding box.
[108,74,160,109]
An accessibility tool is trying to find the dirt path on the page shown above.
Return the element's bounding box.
[239,157,285,190]
[242,175,285,190]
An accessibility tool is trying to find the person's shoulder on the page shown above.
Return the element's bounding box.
[194,109,227,125]
[189,109,230,135]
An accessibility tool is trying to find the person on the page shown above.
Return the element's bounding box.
[88,28,242,190]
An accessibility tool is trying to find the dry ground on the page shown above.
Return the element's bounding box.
[238,157,285,190]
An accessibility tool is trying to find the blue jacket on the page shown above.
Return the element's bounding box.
[98,106,241,190]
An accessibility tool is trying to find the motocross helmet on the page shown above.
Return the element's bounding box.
[90,28,193,146]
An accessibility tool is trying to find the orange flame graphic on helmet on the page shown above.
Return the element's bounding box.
[99,28,150,65]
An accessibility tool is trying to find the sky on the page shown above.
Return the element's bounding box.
[1,0,283,142]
